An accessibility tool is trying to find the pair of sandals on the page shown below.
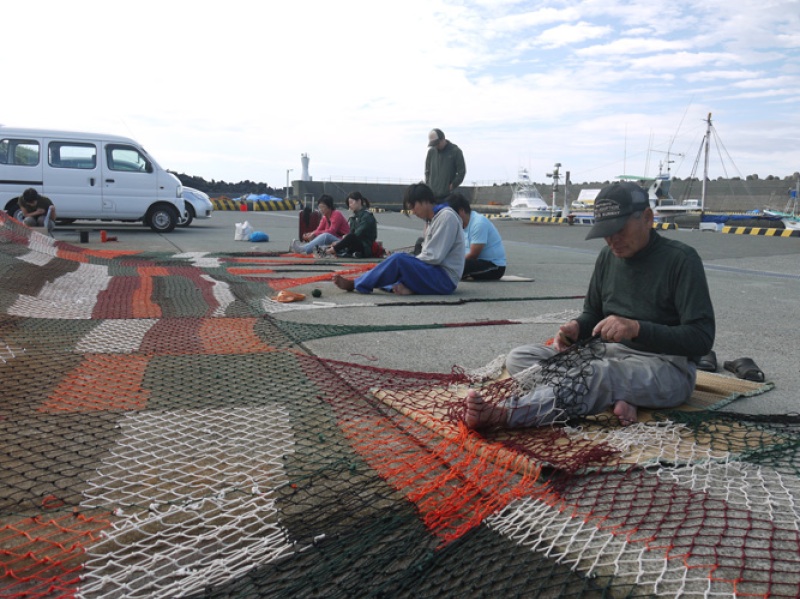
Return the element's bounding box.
[697,350,766,382]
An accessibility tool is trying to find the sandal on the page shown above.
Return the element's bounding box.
[722,357,765,382]
[697,350,717,372]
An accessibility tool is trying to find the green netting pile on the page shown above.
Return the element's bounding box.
[1,214,799,598]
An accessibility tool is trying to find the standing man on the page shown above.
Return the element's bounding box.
[425,128,466,200]
[448,193,507,280]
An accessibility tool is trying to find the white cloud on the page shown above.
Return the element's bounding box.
[538,22,612,48]
[2,0,798,187]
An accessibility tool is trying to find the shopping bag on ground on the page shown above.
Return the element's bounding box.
[235,220,254,241]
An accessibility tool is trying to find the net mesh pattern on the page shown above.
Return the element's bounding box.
[1,214,799,598]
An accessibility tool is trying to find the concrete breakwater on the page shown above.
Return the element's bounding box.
[292,177,798,213]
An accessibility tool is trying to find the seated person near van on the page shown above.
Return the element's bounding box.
[333,183,464,295]
[17,188,56,234]
[290,194,350,254]
[447,193,506,280]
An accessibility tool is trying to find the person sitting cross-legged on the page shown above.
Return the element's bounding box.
[333,183,464,295]
[325,191,378,258]
[464,182,715,430]
[290,194,350,254]
[447,193,506,280]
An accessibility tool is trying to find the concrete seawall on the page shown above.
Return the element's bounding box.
[291,178,797,213]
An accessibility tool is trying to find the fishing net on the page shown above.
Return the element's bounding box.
[1,214,798,598]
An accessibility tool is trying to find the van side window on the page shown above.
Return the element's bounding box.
[49,142,97,169]
[0,138,40,166]
[107,144,152,173]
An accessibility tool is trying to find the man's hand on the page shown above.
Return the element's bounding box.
[553,320,580,352]
[592,315,640,343]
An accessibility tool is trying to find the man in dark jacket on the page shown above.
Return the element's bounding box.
[424,128,466,200]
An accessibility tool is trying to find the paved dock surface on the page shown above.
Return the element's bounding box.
[55,210,800,415]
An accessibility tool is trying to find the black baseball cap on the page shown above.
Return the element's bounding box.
[585,182,650,240]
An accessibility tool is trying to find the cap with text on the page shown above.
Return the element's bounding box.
[585,182,650,240]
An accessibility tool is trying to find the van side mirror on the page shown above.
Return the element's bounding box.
[146,162,153,174]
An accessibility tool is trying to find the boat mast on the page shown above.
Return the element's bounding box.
[701,113,712,213]
[546,162,561,216]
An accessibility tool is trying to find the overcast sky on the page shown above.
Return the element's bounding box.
[3,0,799,188]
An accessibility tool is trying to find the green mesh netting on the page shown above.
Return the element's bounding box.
[1,214,798,598]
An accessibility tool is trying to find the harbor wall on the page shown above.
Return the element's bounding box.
[293,178,798,213]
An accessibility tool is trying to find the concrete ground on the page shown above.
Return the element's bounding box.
[54,209,800,416]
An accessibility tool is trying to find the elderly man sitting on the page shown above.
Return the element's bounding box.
[465,181,715,429]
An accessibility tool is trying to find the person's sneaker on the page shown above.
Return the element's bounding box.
[336,250,352,258]
[290,239,305,253]
[352,252,362,259]
[315,246,327,258]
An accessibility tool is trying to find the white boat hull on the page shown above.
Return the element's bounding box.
[506,207,561,219]
[783,218,800,231]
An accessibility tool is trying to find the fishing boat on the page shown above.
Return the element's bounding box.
[617,161,685,219]
[764,192,800,229]
[505,168,557,219]
[570,188,600,213]
[650,114,781,230]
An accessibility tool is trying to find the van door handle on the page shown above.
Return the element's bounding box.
[90,178,95,186]
[105,179,115,183]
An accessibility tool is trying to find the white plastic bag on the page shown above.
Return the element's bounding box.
[234,220,254,241]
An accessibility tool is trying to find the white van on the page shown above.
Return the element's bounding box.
[0,127,185,232]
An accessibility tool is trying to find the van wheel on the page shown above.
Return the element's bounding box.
[146,205,179,233]
[178,204,195,227]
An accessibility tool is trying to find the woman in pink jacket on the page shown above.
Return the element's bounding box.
[290,195,350,254]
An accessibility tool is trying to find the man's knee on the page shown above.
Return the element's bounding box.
[505,344,553,376]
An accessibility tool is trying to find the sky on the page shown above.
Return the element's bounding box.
[3,0,799,188]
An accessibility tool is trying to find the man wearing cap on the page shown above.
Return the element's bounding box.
[424,128,466,200]
[465,181,715,429]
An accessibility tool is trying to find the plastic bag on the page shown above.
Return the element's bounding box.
[234,220,254,241]
[250,231,269,242]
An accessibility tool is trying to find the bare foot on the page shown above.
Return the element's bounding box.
[613,400,638,426]
[465,389,506,430]
[333,274,355,292]
[391,282,414,295]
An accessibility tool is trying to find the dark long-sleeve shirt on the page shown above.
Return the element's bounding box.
[348,209,378,255]
[576,231,715,362]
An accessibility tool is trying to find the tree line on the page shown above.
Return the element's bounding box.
[171,172,279,197]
